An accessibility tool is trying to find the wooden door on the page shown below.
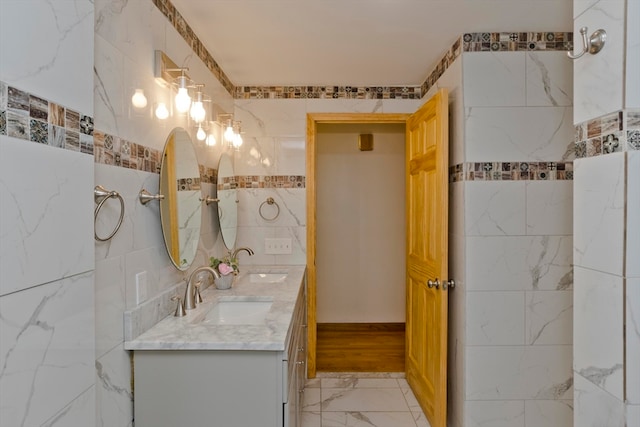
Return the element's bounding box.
[405,89,449,427]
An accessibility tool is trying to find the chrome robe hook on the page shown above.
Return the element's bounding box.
[567,26,607,59]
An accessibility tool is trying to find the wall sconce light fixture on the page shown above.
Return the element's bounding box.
[154,50,211,120]
[155,102,169,120]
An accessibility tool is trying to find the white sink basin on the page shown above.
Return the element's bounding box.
[198,296,273,325]
[249,272,288,283]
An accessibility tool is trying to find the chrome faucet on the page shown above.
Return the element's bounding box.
[185,266,220,310]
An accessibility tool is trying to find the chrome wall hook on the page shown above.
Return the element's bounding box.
[567,27,606,59]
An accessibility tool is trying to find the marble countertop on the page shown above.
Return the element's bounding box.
[124,265,305,352]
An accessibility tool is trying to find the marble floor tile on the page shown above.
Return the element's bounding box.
[302,372,431,427]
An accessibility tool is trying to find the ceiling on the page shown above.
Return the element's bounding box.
[170,0,573,87]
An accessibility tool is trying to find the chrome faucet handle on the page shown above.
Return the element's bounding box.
[171,295,186,317]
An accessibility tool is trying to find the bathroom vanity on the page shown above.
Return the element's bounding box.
[125,266,307,427]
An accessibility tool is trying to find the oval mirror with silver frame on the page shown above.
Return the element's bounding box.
[159,127,202,270]
[217,152,237,250]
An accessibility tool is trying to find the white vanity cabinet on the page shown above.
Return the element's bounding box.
[132,278,307,427]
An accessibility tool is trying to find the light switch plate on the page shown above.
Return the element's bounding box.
[265,238,292,254]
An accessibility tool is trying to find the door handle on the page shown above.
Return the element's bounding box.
[427,278,440,289]
[442,279,455,290]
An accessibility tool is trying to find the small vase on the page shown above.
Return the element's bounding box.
[214,274,234,290]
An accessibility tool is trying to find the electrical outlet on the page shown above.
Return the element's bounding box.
[135,271,148,304]
[265,238,292,254]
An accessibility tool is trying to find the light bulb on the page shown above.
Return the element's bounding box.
[206,133,216,147]
[190,101,206,123]
[175,87,191,113]
[196,126,206,141]
[224,124,235,142]
[155,102,169,120]
[131,89,147,109]
[232,133,243,148]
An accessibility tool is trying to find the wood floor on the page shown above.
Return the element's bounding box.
[316,323,405,372]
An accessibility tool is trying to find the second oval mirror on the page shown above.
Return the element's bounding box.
[159,127,202,270]
[217,153,237,250]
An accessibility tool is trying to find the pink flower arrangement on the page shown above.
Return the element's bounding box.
[209,255,239,276]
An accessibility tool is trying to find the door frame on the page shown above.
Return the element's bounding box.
[305,113,411,378]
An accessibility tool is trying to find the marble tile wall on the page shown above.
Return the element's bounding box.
[572,0,639,423]
[572,151,638,427]
[461,49,574,427]
[0,1,96,426]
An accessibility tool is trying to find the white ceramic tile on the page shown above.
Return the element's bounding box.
[322,411,418,427]
[235,99,307,137]
[573,266,624,400]
[467,236,573,291]
[465,106,574,162]
[303,388,322,412]
[306,98,384,115]
[525,52,573,107]
[235,136,277,176]
[465,400,525,427]
[95,347,133,427]
[0,138,94,296]
[321,388,410,412]
[463,52,526,107]
[412,410,432,427]
[94,34,125,135]
[574,0,601,17]
[301,411,322,427]
[627,151,640,278]
[275,137,307,176]
[0,272,95,427]
[465,181,526,236]
[628,404,640,427]
[574,373,625,427]
[573,0,626,123]
[466,345,573,400]
[95,256,126,359]
[524,400,573,427]
[381,98,424,114]
[321,378,401,389]
[41,386,95,427]
[0,0,94,113]
[525,291,573,345]
[627,278,640,404]
[627,0,640,108]
[573,154,625,275]
[466,291,525,345]
[526,181,573,236]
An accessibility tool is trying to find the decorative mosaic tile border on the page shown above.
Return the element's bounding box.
[218,175,306,190]
[234,85,422,100]
[93,130,162,173]
[449,161,574,183]
[574,110,640,158]
[0,81,94,154]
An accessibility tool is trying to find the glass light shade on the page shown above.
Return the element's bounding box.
[224,124,235,142]
[175,87,191,113]
[206,133,216,147]
[131,89,147,109]
[196,126,206,141]
[190,101,206,123]
[155,102,169,120]
[232,133,243,148]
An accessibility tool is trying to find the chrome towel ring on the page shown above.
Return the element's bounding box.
[259,197,280,221]
[94,185,125,242]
